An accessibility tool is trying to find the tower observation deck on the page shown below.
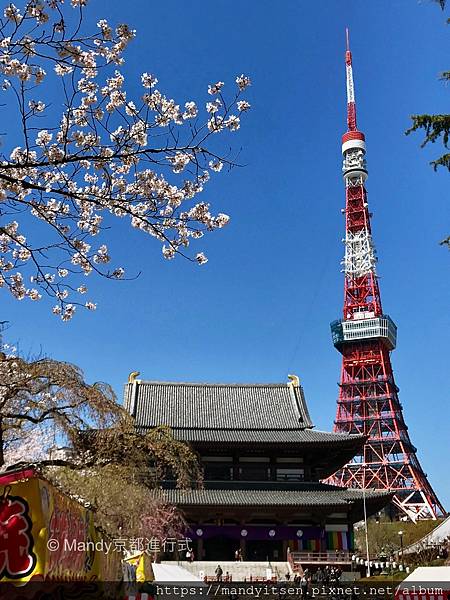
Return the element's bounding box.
[328,31,445,521]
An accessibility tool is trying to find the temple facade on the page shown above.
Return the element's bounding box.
[124,375,391,562]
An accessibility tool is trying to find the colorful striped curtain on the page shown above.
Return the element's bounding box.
[326,531,353,550]
[296,531,354,552]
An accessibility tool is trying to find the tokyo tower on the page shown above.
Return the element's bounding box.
[329,30,445,521]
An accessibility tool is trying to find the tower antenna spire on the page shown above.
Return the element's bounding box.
[345,28,357,131]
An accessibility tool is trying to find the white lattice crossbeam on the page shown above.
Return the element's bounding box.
[343,229,377,277]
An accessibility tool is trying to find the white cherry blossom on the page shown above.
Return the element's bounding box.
[195,252,208,265]
[225,115,240,131]
[141,72,158,88]
[208,81,224,95]
[209,160,223,172]
[237,100,251,112]
[183,101,198,119]
[206,99,221,114]
[236,74,251,90]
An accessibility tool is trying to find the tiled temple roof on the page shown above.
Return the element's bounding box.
[125,381,313,428]
[168,428,363,445]
[124,380,365,448]
[158,485,392,507]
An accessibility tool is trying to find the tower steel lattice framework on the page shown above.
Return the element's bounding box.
[329,31,445,521]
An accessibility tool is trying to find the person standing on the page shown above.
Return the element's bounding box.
[215,564,223,582]
[300,574,308,597]
[316,567,324,583]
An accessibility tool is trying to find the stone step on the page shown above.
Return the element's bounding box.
[162,561,292,581]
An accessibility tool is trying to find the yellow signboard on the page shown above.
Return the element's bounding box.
[0,467,122,583]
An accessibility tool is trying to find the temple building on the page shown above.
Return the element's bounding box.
[124,374,391,562]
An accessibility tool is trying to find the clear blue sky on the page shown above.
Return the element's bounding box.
[4,1,449,508]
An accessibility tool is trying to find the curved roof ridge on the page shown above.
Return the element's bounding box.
[166,426,311,431]
[129,380,293,387]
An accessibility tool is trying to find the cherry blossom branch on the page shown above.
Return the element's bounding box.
[0,0,251,318]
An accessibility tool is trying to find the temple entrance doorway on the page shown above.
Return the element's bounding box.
[246,540,283,561]
[203,535,237,561]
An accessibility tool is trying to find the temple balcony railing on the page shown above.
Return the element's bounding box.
[331,315,397,350]
[289,551,354,566]
[161,480,322,491]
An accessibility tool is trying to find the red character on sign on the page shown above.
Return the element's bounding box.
[0,493,36,579]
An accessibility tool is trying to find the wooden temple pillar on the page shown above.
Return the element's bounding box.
[239,517,246,559]
[197,536,204,560]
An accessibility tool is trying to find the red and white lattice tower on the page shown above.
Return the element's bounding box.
[329,30,445,521]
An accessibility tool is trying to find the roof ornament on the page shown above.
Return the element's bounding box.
[128,371,140,384]
[287,374,300,387]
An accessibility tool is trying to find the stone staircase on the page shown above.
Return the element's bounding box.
[162,561,292,582]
